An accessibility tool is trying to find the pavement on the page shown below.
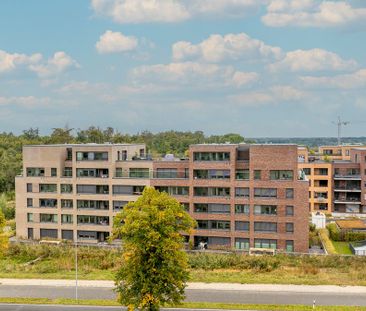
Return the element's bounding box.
[1,279,366,306]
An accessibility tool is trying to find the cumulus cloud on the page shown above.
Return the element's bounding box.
[90,0,262,24]
[270,48,357,72]
[228,85,307,106]
[130,61,259,88]
[262,0,366,27]
[172,33,282,63]
[0,50,42,73]
[96,30,138,53]
[29,52,79,78]
[301,69,366,89]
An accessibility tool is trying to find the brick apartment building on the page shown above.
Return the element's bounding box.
[16,143,309,253]
[299,145,366,215]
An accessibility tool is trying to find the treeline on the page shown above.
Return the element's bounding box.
[0,127,247,192]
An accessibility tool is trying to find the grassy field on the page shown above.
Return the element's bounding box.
[0,297,366,311]
[1,244,366,286]
[332,241,353,255]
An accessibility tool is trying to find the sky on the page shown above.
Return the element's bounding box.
[0,0,366,137]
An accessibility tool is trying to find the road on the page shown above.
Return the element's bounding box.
[1,283,366,307]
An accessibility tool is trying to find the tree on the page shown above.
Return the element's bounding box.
[112,187,195,311]
[0,209,8,255]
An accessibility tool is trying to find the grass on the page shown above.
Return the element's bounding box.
[332,241,353,255]
[319,229,336,254]
[1,297,366,311]
[2,244,366,286]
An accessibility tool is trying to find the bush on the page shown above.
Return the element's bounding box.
[327,223,341,241]
[345,231,366,242]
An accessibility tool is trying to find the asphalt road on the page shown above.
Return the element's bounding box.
[1,285,366,307]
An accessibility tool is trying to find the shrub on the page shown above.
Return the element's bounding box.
[345,231,366,242]
[327,223,341,241]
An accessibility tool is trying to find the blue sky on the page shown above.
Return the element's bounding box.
[0,0,366,137]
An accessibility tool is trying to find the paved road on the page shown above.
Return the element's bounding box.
[1,284,366,306]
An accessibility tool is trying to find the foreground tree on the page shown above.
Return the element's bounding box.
[0,209,8,255]
[112,187,195,311]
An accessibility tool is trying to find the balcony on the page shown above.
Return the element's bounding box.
[334,194,361,204]
[334,174,361,180]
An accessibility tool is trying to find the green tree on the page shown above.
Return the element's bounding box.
[112,187,195,311]
[0,209,8,255]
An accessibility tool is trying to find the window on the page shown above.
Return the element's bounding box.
[303,168,311,175]
[193,152,230,161]
[254,222,277,232]
[286,223,294,233]
[235,187,249,197]
[194,187,230,197]
[27,198,33,207]
[40,214,58,223]
[254,170,261,180]
[62,230,73,240]
[40,229,58,239]
[27,183,33,193]
[76,151,108,161]
[78,230,97,240]
[63,167,72,177]
[197,220,230,230]
[286,240,294,252]
[66,148,72,161]
[182,203,189,211]
[254,205,277,215]
[286,188,294,199]
[61,199,73,209]
[115,168,124,177]
[236,169,249,180]
[78,200,109,210]
[77,168,109,178]
[235,238,250,250]
[254,188,277,198]
[77,185,109,194]
[26,167,44,177]
[61,184,73,193]
[112,185,144,195]
[254,239,277,249]
[235,204,249,214]
[27,213,33,222]
[39,199,57,208]
[193,169,230,179]
[129,168,150,178]
[77,215,109,225]
[194,203,230,214]
[113,201,128,211]
[28,228,34,239]
[156,168,178,178]
[286,205,294,216]
[270,170,293,180]
[61,214,73,224]
[51,168,57,177]
[235,221,249,231]
[155,186,189,196]
[39,184,57,193]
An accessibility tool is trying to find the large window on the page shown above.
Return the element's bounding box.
[39,199,57,208]
[39,184,57,193]
[113,201,129,211]
[196,220,230,230]
[77,185,109,194]
[112,185,144,195]
[193,152,230,161]
[235,238,250,250]
[236,169,249,180]
[155,186,189,196]
[270,170,294,180]
[254,205,277,215]
[129,168,150,178]
[235,221,249,231]
[194,187,230,197]
[61,199,73,209]
[155,168,178,178]
[194,203,230,214]
[254,222,277,232]
[235,204,249,214]
[254,188,277,198]
[235,187,249,197]
[77,200,109,210]
[193,170,230,179]
[61,214,73,224]
[63,167,72,177]
[254,239,277,249]
[40,214,58,223]
[61,184,73,193]
[77,215,109,226]
[26,167,44,177]
[76,151,108,161]
[76,168,109,178]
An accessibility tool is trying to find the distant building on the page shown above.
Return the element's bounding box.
[16,143,309,253]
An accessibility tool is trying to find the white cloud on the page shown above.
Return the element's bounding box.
[301,69,366,89]
[96,30,138,54]
[0,96,51,107]
[228,85,307,106]
[130,61,259,88]
[270,48,357,72]
[91,0,262,24]
[29,52,79,78]
[0,50,42,73]
[262,0,366,27]
[173,33,282,63]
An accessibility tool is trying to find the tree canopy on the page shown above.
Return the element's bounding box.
[0,209,8,255]
[112,187,196,310]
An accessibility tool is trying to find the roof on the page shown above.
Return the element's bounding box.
[23,143,145,148]
[336,220,366,230]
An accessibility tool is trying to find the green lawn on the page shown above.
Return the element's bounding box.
[332,241,353,255]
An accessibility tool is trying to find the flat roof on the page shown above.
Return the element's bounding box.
[336,220,366,230]
[23,143,145,147]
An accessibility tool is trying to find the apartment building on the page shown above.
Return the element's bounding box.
[299,145,366,215]
[16,143,309,253]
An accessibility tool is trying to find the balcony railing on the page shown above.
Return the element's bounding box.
[334,174,361,180]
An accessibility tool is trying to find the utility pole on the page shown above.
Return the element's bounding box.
[332,116,350,146]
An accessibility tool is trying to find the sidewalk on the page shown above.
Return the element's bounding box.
[1,278,366,293]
